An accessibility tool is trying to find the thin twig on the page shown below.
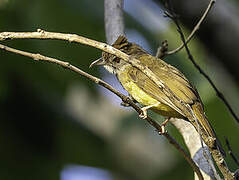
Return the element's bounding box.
[163,0,234,179]
[225,137,239,167]
[0,42,203,180]
[0,30,194,118]
[164,0,239,125]
[165,0,215,55]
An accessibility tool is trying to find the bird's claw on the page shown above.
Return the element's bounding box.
[139,107,148,119]
[159,118,170,135]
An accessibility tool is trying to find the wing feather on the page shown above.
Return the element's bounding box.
[127,55,199,117]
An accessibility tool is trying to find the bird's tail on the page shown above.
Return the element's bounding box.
[191,102,225,156]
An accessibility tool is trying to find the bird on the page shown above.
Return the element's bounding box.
[90,35,225,156]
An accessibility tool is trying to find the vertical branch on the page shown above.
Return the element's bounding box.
[104,0,125,44]
[170,118,218,180]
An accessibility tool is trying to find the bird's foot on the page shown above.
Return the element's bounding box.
[159,118,170,134]
[139,102,161,119]
[139,107,148,119]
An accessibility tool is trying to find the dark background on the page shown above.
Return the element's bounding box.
[0,0,238,179]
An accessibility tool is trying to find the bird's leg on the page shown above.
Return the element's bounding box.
[160,117,171,134]
[139,102,161,119]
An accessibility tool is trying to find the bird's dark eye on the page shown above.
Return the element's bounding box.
[113,57,120,63]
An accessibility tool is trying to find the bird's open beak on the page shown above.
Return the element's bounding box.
[89,58,105,68]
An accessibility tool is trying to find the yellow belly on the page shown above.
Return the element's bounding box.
[117,69,183,118]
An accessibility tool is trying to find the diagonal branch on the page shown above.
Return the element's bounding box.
[0,42,202,179]
[0,30,198,118]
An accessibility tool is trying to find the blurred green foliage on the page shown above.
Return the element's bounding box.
[0,0,238,180]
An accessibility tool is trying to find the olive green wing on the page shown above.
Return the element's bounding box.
[127,66,185,116]
[127,55,198,117]
[149,58,218,137]
[151,59,198,104]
